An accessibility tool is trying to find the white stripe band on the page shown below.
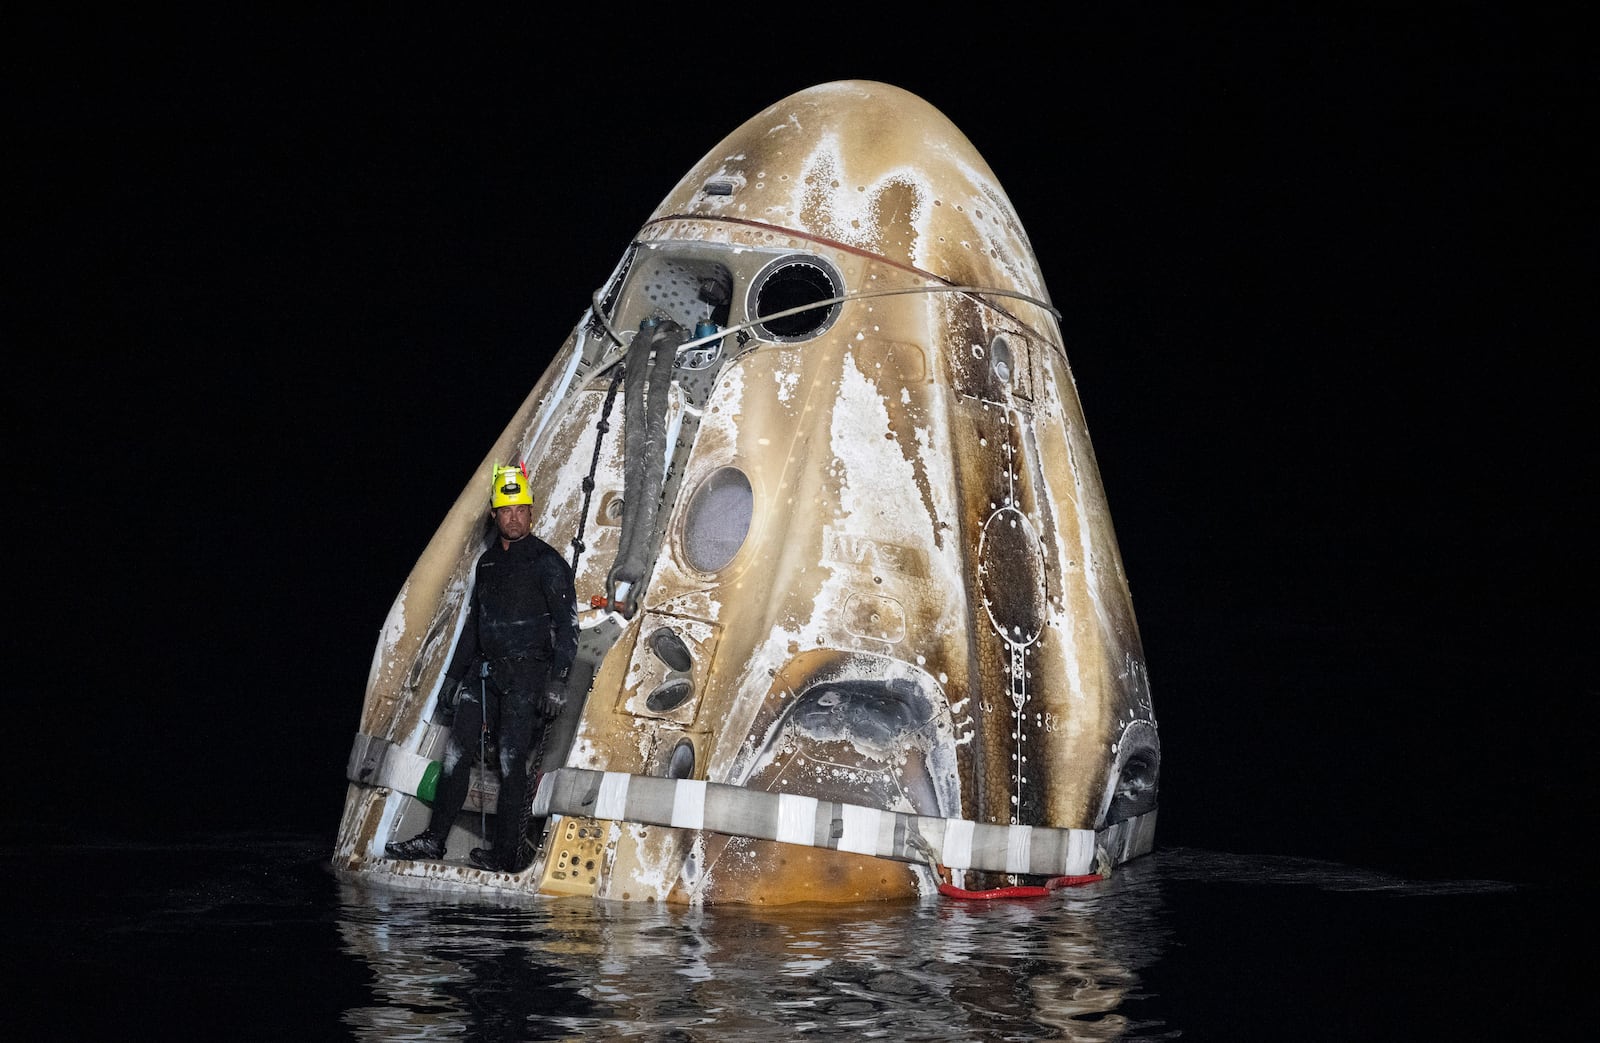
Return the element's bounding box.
[595,771,631,821]
[1005,824,1033,875]
[776,793,818,846]
[942,816,975,870]
[670,779,707,829]
[838,804,880,855]
[377,748,432,795]
[1067,824,1093,873]
[531,768,1151,878]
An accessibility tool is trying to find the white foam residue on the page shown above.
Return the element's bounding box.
[786,134,937,253]
[568,734,601,770]
[764,112,805,138]
[823,352,966,643]
[510,338,585,476]
[543,456,597,533]
[379,586,409,657]
[623,822,676,901]
[828,356,934,547]
[1028,379,1095,715]
[537,396,621,534]
[912,420,959,546]
[780,121,1038,295]
[773,364,801,405]
[719,624,810,786]
[366,587,410,691]
[946,154,1042,299]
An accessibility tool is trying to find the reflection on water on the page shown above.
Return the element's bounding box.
[13,837,1565,1041]
[335,858,1171,1041]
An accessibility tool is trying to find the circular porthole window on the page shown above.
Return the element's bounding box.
[682,467,753,572]
[748,254,843,342]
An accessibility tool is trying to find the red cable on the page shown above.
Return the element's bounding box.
[937,874,1103,900]
[1045,874,1104,889]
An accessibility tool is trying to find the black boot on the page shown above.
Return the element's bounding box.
[469,846,509,872]
[386,830,445,860]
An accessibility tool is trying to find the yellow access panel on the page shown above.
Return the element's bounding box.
[537,816,607,897]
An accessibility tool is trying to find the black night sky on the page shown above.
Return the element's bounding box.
[10,10,1591,887]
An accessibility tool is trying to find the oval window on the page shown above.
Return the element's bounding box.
[989,336,1013,384]
[682,467,753,572]
[666,739,696,780]
[646,677,695,713]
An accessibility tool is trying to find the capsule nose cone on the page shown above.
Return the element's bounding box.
[650,80,1050,309]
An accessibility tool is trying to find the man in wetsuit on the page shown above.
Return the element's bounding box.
[386,462,579,872]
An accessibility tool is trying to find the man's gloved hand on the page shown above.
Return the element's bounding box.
[539,682,567,720]
[437,679,466,714]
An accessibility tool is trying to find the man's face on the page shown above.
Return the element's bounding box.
[494,503,533,542]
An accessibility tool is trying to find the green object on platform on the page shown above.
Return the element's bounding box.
[417,761,442,803]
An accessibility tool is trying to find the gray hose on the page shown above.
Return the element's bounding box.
[607,318,685,615]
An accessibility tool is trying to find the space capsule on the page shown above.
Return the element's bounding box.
[334,80,1159,904]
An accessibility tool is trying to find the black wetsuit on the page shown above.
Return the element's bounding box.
[424,530,578,864]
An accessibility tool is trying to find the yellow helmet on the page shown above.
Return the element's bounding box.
[491,462,533,509]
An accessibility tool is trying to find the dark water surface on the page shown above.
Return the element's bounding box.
[4,834,1580,1041]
